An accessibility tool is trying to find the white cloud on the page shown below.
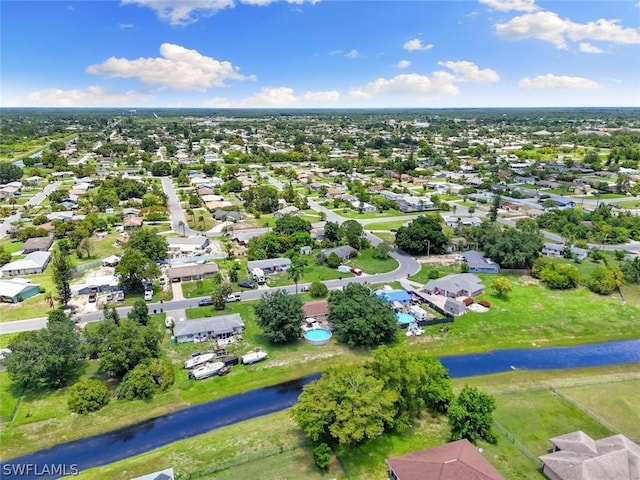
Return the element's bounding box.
[579,42,603,54]
[122,0,318,26]
[403,39,433,51]
[345,49,360,58]
[496,11,640,49]
[118,23,134,28]
[479,0,538,12]
[19,85,151,107]
[207,86,340,107]
[348,72,458,99]
[86,43,255,91]
[396,60,411,69]
[438,60,500,83]
[518,74,600,89]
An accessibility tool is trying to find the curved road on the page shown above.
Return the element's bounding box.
[0,181,61,239]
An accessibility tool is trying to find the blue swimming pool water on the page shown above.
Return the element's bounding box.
[395,313,415,324]
[304,328,332,342]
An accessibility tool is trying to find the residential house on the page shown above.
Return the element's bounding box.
[130,468,175,480]
[172,314,245,344]
[232,231,264,247]
[424,273,484,298]
[0,278,41,303]
[247,257,291,274]
[168,263,219,282]
[72,275,119,295]
[386,439,505,480]
[395,196,434,213]
[444,216,482,228]
[542,243,589,260]
[22,236,53,254]
[123,216,143,230]
[462,250,500,274]
[539,430,640,480]
[1,251,51,277]
[166,237,210,257]
[548,197,577,209]
[320,245,357,262]
[350,200,376,213]
[274,206,300,218]
[302,300,329,322]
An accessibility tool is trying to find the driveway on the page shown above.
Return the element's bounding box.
[171,280,185,301]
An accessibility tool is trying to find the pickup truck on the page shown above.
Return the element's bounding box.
[225,293,241,303]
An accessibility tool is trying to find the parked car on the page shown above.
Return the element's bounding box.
[238,280,255,289]
[88,292,97,303]
[350,267,363,276]
[300,285,310,292]
[159,277,166,285]
[197,298,213,306]
[225,293,241,303]
[116,290,125,301]
[217,365,231,376]
[144,290,153,301]
[105,292,114,301]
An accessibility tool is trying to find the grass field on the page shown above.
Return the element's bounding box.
[328,208,405,220]
[364,220,408,231]
[350,248,399,274]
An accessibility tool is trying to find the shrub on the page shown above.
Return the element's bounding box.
[310,281,328,298]
[67,379,110,414]
[312,443,332,471]
[116,358,174,400]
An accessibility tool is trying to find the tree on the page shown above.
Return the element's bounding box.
[178,220,186,236]
[88,317,163,377]
[273,214,312,236]
[326,252,342,269]
[481,224,542,269]
[490,277,513,298]
[587,267,623,295]
[395,215,448,255]
[310,281,329,298]
[44,290,56,309]
[67,379,110,414]
[78,237,94,258]
[116,249,160,292]
[51,245,73,306]
[115,358,174,400]
[448,386,497,444]
[128,299,150,326]
[489,194,500,222]
[150,161,172,176]
[5,309,79,389]
[290,365,398,445]
[532,258,580,289]
[0,162,23,183]
[328,283,397,347]
[372,241,393,260]
[126,228,168,263]
[254,290,305,344]
[288,256,306,294]
[211,281,232,310]
[324,221,340,242]
[621,257,640,283]
[242,185,279,213]
[339,220,364,250]
[367,346,453,431]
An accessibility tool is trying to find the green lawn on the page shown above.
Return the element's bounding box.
[350,248,399,274]
[364,220,408,231]
[493,389,613,457]
[185,207,215,232]
[407,263,462,284]
[329,208,405,219]
[70,233,122,266]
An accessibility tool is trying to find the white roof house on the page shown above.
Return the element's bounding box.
[173,314,245,344]
[1,251,51,277]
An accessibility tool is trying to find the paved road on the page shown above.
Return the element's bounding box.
[160,176,200,237]
[0,181,60,239]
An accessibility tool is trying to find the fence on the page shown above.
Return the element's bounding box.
[550,388,622,436]
[492,419,543,469]
[174,441,303,480]
[499,268,531,276]
[72,260,102,273]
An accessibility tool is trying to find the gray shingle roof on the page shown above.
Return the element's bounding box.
[173,314,244,338]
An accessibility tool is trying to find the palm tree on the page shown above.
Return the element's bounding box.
[198,214,205,231]
[44,291,55,309]
[288,256,306,294]
[178,220,186,236]
[186,208,194,225]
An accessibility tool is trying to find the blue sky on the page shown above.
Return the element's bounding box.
[1,0,639,108]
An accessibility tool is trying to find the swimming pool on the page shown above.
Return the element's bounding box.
[395,313,415,325]
[304,328,333,345]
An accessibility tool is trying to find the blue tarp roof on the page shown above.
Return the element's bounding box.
[377,290,411,303]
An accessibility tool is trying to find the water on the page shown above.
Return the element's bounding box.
[2,339,639,479]
[304,328,332,342]
[395,313,415,325]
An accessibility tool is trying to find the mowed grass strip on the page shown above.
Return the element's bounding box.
[493,388,613,457]
[74,410,345,480]
[558,379,640,441]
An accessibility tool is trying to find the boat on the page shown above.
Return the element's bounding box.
[183,353,215,369]
[241,348,268,365]
[190,362,225,380]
